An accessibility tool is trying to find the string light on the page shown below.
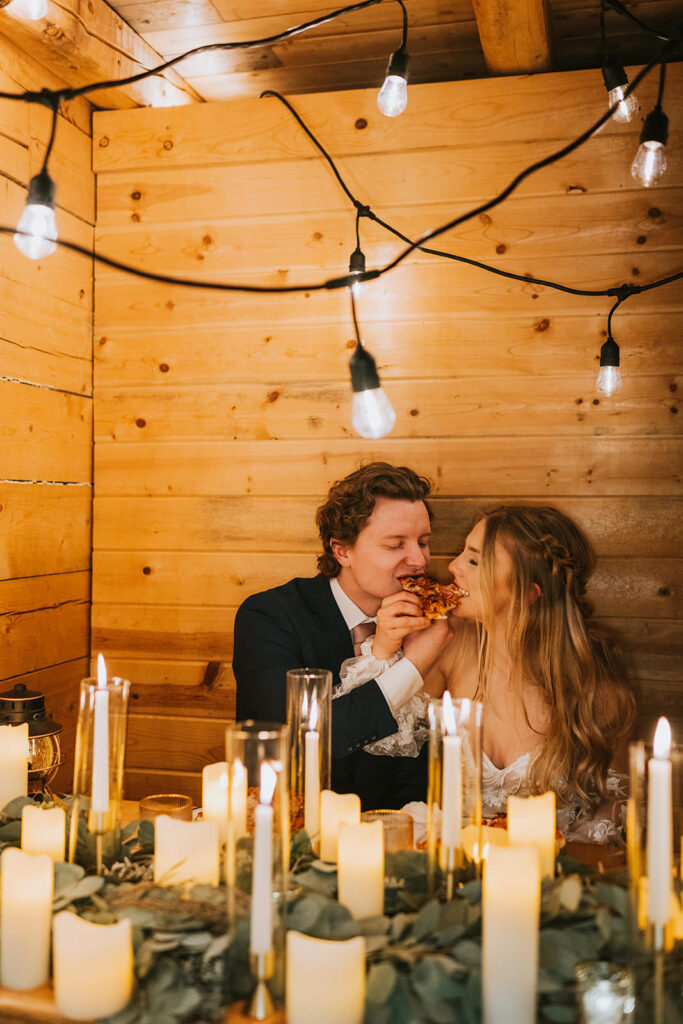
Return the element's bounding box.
[348,291,395,438]
[0,0,679,422]
[601,62,639,123]
[8,0,48,19]
[377,0,409,117]
[596,337,622,397]
[632,106,669,187]
[14,170,57,259]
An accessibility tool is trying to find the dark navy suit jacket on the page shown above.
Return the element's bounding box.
[232,574,428,810]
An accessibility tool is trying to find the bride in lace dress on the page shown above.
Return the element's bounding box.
[337,505,637,843]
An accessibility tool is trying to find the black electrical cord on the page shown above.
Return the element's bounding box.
[259,90,681,300]
[601,0,673,44]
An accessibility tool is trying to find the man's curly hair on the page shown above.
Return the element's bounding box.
[315,462,433,578]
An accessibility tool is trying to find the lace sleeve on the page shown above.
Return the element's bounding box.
[556,770,628,845]
[336,641,429,758]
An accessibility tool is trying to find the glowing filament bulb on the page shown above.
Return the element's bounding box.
[596,337,622,398]
[631,106,669,188]
[22,0,48,19]
[14,171,57,260]
[608,84,639,123]
[377,47,409,118]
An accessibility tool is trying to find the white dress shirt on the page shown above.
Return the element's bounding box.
[329,577,424,715]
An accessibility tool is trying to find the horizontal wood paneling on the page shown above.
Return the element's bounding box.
[124,767,203,805]
[0,485,92,579]
[92,495,682,556]
[93,311,683,387]
[0,381,92,482]
[93,68,683,790]
[94,437,683,497]
[94,375,681,443]
[94,189,683,282]
[1,573,90,679]
[94,133,683,231]
[0,33,94,785]
[92,64,680,171]
[92,551,682,620]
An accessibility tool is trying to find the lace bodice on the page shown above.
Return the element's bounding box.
[481,750,532,816]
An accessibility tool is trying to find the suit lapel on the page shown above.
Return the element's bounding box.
[301,576,353,686]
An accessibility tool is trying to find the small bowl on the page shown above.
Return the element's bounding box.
[139,793,193,821]
[361,809,414,852]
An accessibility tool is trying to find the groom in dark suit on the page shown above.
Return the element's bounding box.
[232,462,449,810]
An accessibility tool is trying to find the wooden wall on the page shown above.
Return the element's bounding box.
[0,40,94,789]
[92,64,682,804]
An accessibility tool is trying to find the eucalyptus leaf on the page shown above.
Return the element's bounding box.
[54,862,85,893]
[411,957,461,1024]
[1,796,34,819]
[452,939,482,967]
[366,961,397,1004]
[594,882,629,918]
[412,899,441,941]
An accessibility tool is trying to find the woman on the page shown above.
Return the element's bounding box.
[339,505,637,842]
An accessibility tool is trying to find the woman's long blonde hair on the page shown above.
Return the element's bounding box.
[476,505,637,807]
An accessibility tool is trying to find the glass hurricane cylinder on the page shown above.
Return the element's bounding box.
[286,669,332,849]
[68,674,130,874]
[627,738,682,949]
[225,721,289,1013]
[427,696,483,895]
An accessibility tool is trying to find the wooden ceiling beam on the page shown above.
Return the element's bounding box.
[0,0,201,109]
[471,0,552,75]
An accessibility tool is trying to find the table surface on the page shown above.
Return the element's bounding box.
[0,801,625,1023]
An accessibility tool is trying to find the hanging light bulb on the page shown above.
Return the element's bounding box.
[377,47,409,118]
[13,0,48,18]
[596,336,622,397]
[601,62,639,123]
[631,107,668,187]
[349,343,396,439]
[14,170,58,260]
[348,246,366,300]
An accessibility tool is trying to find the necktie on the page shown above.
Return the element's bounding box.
[352,620,376,656]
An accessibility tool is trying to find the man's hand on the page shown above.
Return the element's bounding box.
[403,619,451,675]
[372,591,429,660]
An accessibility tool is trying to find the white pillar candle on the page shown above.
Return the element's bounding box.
[53,911,133,1020]
[304,689,321,841]
[0,847,53,990]
[338,820,384,919]
[230,757,248,838]
[21,803,66,861]
[91,653,110,814]
[461,823,508,862]
[0,722,28,809]
[202,761,229,842]
[647,716,673,929]
[286,931,365,1024]
[154,816,220,885]
[250,762,277,956]
[483,844,540,1024]
[320,790,360,863]
[507,791,556,879]
[441,694,462,848]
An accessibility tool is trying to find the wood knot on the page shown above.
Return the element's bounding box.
[159,363,169,373]
[636,235,647,245]
[534,318,550,332]
[648,207,661,218]
[131,212,140,222]
[163,139,173,150]
[354,118,368,130]
[658,587,671,597]
[409,408,419,416]
[201,661,222,689]
[135,418,146,428]
[131,190,141,201]
[496,244,506,254]
[267,389,280,403]
[98,136,109,148]
[142,566,151,575]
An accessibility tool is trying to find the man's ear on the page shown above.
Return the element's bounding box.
[528,582,542,606]
[330,538,351,567]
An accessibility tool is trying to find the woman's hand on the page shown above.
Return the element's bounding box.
[372,591,429,661]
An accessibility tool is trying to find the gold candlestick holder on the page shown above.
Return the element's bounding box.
[249,951,274,1020]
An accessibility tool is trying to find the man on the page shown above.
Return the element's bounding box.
[233,462,448,809]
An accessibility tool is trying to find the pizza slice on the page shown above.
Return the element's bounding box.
[399,574,468,619]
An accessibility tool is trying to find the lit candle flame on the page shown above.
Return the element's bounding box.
[653,716,671,759]
[259,762,277,805]
[309,690,319,732]
[96,652,107,689]
[442,691,456,735]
